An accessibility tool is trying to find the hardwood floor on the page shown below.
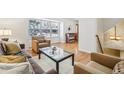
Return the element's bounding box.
[53,42,90,63]
[28,42,90,63]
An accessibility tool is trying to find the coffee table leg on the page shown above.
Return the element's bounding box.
[56,62,59,74]
[38,51,41,59]
[72,54,74,66]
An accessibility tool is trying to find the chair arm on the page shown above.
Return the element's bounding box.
[32,40,39,53]
[74,63,106,74]
[91,53,123,69]
[74,63,91,74]
[28,58,45,74]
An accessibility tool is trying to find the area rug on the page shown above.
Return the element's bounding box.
[32,54,74,74]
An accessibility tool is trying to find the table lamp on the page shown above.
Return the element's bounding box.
[109,26,121,41]
[0,29,12,41]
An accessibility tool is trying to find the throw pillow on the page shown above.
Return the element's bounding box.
[0,55,26,63]
[112,61,124,74]
[5,42,21,55]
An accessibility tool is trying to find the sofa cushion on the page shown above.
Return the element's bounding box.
[86,61,112,74]
[75,63,105,74]
[0,62,34,74]
[112,61,124,74]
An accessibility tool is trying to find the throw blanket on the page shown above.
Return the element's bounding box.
[0,55,26,63]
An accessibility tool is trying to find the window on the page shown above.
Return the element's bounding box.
[29,19,61,43]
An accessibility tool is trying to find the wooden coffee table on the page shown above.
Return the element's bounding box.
[38,46,74,74]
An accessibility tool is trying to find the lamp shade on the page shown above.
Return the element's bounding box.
[0,29,12,36]
[109,26,121,41]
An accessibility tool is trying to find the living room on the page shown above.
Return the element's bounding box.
[1,0,124,93]
[1,18,124,74]
[0,18,79,74]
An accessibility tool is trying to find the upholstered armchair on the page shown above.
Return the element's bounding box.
[32,36,51,53]
[74,53,123,74]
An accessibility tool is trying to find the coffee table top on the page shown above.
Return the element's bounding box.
[39,46,74,62]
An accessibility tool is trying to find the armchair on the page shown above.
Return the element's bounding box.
[32,36,51,53]
[74,53,123,74]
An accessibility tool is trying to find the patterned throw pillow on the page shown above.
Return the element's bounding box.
[0,43,4,55]
[112,61,124,74]
[0,43,7,55]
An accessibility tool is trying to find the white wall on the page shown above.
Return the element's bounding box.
[77,18,124,53]
[78,18,97,53]
[96,19,104,52]
[103,18,124,31]
[0,18,29,49]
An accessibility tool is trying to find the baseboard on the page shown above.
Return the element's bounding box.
[60,41,65,43]
[79,49,91,54]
